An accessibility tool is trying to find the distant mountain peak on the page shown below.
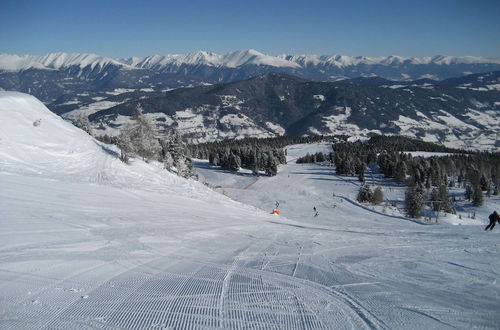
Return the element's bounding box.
[0,52,134,72]
[34,52,131,70]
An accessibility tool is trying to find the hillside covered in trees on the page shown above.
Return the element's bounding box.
[295,135,499,218]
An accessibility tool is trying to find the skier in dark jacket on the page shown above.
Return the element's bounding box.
[485,211,500,231]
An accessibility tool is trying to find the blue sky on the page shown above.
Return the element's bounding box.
[1,0,499,58]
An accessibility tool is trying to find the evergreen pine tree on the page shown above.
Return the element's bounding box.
[395,161,406,183]
[472,184,484,206]
[265,152,278,176]
[464,185,473,201]
[480,174,489,191]
[430,188,440,211]
[160,128,196,178]
[425,175,431,189]
[166,128,185,165]
[405,186,424,218]
[316,152,326,162]
[356,162,366,183]
[251,150,259,176]
[210,153,220,166]
[357,185,373,203]
[438,184,453,213]
[228,152,241,172]
[176,158,196,178]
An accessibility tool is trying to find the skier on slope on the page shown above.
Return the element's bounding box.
[485,211,500,231]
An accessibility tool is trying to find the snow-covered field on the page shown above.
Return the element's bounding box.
[1,92,500,329]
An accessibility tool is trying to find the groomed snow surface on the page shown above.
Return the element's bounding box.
[1,92,500,329]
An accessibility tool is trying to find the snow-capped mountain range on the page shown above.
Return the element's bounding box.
[2,50,500,73]
[2,50,500,106]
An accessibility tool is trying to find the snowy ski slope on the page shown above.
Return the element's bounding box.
[1,92,499,329]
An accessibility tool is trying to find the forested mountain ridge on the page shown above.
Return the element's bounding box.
[87,72,499,150]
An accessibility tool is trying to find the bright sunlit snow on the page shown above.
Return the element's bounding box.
[1,92,499,329]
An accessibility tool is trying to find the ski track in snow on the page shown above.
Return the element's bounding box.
[1,95,500,329]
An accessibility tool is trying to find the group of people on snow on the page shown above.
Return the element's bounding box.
[273,201,498,230]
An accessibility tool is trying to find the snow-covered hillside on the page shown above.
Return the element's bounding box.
[1,92,500,329]
[0,92,237,199]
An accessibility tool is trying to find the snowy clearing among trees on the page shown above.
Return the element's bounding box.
[1,92,499,329]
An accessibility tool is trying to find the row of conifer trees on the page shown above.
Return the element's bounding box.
[185,135,344,176]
